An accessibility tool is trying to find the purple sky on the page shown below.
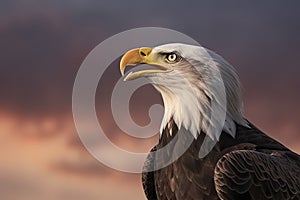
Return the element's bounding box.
[1,1,300,199]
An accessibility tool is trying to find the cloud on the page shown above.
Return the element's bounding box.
[0,165,144,200]
[0,114,145,200]
[52,152,112,177]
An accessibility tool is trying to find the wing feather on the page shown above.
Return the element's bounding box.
[142,146,158,200]
[214,150,300,200]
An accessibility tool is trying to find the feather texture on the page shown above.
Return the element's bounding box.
[149,44,248,140]
[138,43,300,200]
[142,121,300,200]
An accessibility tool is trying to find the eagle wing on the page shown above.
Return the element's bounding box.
[142,146,158,200]
[214,149,300,200]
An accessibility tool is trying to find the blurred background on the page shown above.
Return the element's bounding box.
[1,0,300,199]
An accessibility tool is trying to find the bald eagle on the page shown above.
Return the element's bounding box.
[120,43,300,200]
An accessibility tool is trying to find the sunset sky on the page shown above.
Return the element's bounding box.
[1,1,300,199]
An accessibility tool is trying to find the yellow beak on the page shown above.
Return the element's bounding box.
[120,47,172,81]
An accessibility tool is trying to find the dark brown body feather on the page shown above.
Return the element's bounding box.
[142,120,300,200]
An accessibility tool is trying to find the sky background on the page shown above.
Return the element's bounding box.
[1,1,300,199]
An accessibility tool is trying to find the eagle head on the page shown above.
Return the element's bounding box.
[120,43,248,140]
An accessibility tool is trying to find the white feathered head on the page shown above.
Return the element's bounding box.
[120,43,248,140]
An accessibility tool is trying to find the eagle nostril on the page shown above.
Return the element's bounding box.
[140,51,146,56]
[139,47,152,57]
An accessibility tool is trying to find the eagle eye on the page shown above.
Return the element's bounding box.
[165,52,180,63]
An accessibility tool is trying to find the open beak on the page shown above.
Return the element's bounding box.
[120,47,172,81]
